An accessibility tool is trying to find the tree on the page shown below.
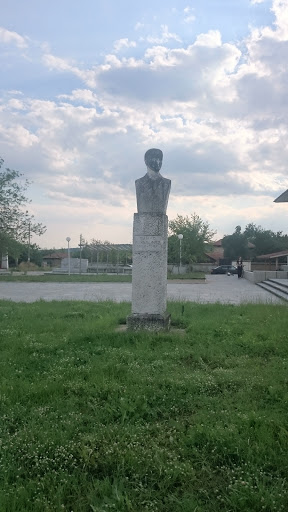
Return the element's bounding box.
[18,243,43,267]
[222,226,249,261]
[168,213,216,264]
[244,223,288,257]
[0,158,46,259]
[0,232,24,262]
[222,223,288,262]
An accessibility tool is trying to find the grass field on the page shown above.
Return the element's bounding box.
[0,300,287,511]
[0,272,205,283]
[0,274,133,283]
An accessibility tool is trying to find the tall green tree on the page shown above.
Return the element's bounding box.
[168,213,216,264]
[244,223,288,256]
[0,158,46,258]
[223,223,288,262]
[222,226,249,261]
[0,232,24,262]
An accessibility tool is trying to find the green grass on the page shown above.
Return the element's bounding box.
[0,273,132,283]
[0,300,287,511]
[0,271,205,282]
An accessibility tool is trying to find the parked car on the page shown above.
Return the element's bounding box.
[211,265,238,275]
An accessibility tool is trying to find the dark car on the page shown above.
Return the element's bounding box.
[211,265,238,275]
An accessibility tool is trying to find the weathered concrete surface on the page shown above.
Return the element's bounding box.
[131,213,168,315]
[0,275,285,304]
[245,270,288,283]
[127,312,171,332]
[127,212,170,330]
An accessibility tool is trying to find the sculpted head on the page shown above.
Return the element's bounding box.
[144,148,163,173]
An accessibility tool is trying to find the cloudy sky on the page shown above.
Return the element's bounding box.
[1,0,288,249]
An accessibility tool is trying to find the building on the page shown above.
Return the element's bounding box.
[204,239,224,265]
[42,252,67,267]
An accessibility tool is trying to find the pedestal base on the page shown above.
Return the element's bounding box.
[126,313,171,332]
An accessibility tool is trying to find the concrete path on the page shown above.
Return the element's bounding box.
[0,274,284,304]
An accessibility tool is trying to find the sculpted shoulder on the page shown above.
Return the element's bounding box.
[135,149,171,214]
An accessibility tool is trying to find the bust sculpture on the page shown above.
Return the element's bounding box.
[135,148,171,214]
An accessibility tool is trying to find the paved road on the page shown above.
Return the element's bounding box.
[0,275,284,304]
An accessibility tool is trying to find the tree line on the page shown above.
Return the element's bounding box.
[222,224,288,261]
[168,216,288,265]
[1,157,287,267]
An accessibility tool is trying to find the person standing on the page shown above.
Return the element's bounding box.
[237,257,243,278]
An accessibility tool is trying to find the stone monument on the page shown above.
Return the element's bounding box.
[127,148,171,331]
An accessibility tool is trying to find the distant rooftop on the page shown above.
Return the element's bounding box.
[43,252,67,260]
[257,250,288,259]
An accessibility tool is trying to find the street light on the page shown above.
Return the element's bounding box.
[66,237,71,275]
[178,234,183,274]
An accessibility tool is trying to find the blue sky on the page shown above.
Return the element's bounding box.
[1,0,288,249]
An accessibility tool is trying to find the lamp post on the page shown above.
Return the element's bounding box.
[178,234,183,274]
[66,237,71,275]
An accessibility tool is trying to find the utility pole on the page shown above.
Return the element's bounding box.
[27,222,31,263]
[178,234,183,273]
[66,237,71,275]
[78,234,85,274]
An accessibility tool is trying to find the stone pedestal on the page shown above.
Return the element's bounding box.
[127,212,170,331]
[127,313,171,332]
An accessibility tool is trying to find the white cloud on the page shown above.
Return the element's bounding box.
[2,0,288,246]
[184,15,196,24]
[113,38,137,53]
[134,22,144,31]
[271,0,288,39]
[58,89,99,105]
[0,123,38,147]
[183,5,196,23]
[95,35,241,105]
[146,24,182,44]
[194,30,222,47]
[7,98,25,110]
[7,90,24,96]
[42,53,97,87]
[0,26,28,48]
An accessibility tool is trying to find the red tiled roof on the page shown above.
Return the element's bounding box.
[212,239,223,247]
[204,251,223,261]
[43,252,67,260]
